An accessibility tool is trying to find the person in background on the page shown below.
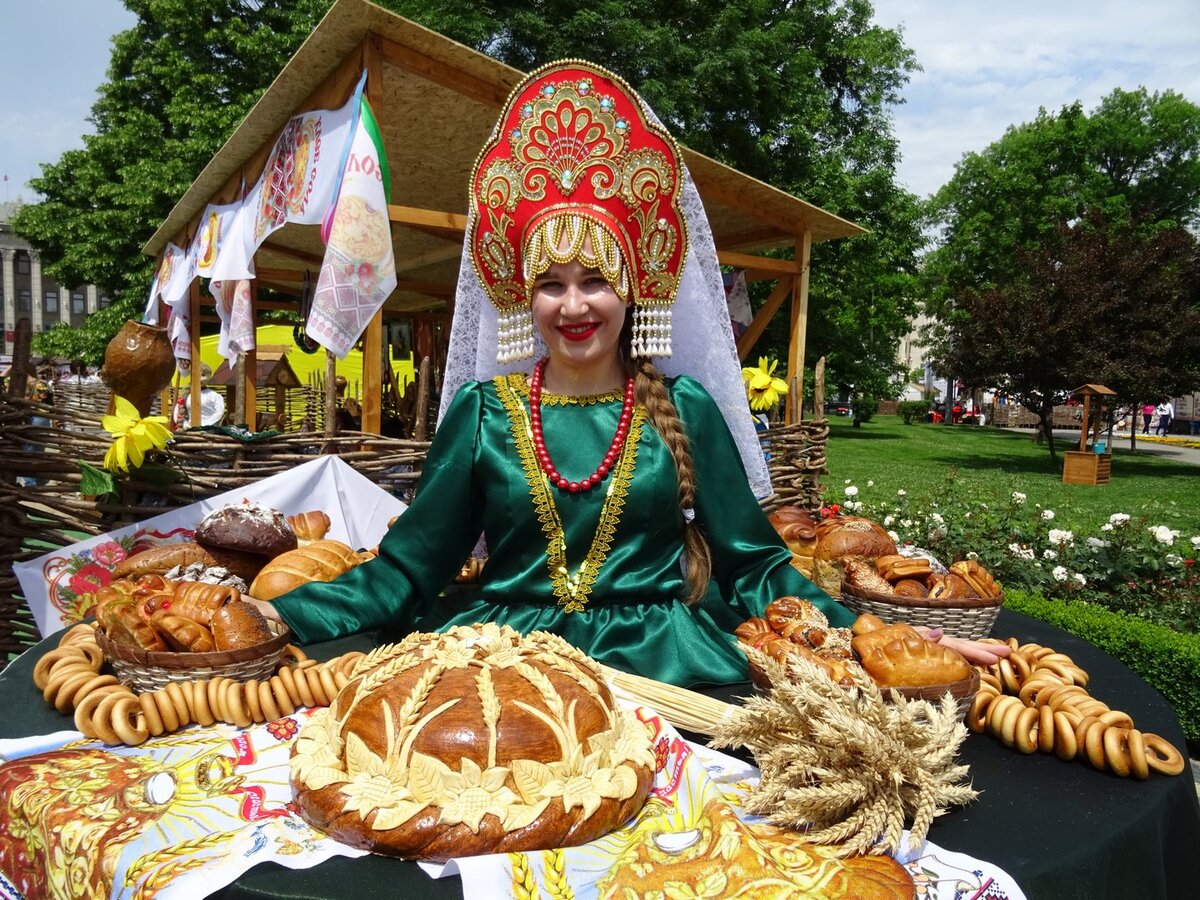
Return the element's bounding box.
[1155,400,1174,436]
[1141,402,1155,434]
[172,364,227,428]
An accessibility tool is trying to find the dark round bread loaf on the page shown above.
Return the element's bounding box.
[195,502,297,559]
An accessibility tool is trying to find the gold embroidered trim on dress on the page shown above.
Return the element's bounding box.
[509,375,624,407]
[496,373,642,613]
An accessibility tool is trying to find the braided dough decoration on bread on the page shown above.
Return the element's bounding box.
[291,623,655,860]
[250,540,364,601]
[850,617,972,687]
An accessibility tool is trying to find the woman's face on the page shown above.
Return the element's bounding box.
[532,260,627,376]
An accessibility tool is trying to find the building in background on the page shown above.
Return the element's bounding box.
[0,201,111,359]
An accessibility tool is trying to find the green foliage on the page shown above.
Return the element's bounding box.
[388,0,926,405]
[923,87,1200,456]
[33,294,142,366]
[1005,589,1200,745]
[896,400,928,424]
[15,0,327,348]
[77,461,116,498]
[932,214,1200,460]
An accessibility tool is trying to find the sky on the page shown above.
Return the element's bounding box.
[1,1,1198,206]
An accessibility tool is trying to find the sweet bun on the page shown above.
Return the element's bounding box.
[812,517,897,597]
[843,557,895,595]
[250,540,363,601]
[928,572,973,600]
[892,578,929,598]
[767,507,818,578]
[875,554,934,583]
[851,621,972,687]
[113,542,214,579]
[195,502,297,559]
[287,510,332,543]
[949,560,1002,599]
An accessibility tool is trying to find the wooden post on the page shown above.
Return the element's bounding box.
[813,356,827,421]
[1078,394,1091,452]
[785,229,812,424]
[243,282,258,431]
[324,350,337,438]
[188,280,202,428]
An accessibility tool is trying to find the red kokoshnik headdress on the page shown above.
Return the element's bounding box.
[470,60,689,363]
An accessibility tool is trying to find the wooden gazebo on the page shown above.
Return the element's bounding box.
[144,0,865,433]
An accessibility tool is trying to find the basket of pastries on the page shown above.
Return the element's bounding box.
[93,575,291,692]
[839,554,1004,641]
[736,601,979,717]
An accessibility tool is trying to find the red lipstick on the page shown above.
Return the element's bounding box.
[557,322,599,341]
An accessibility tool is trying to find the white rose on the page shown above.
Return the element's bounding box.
[931,512,945,525]
[1048,529,1074,545]
[887,530,900,543]
[900,519,913,528]
[1149,525,1179,545]
[1109,513,1131,526]
[1087,537,1109,550]
[883,515,894,527]
[1011,491,1026,504]
[1043,549,1058,560]
[1052,566,1069,582]
[867,480,875,487]
[1042,510,1055,521]
[1073,573,1087,586]
[1191,536,1200,549]
[897,489,907,497]
[845,479,852,484]
[845,485,859,497]
[1101,523,1114,532]
[1166,554,1183,566]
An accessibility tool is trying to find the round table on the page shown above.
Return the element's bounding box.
[1,609,1197,900]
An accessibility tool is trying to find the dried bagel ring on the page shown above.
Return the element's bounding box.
[258,679,283,722]
[1103,727,1132,777]
[1126,730,1150,780]
[1013,706,1040,754]
[139,691,166,736]
[244,680,265,723]
[1052,711,1078,761]
[1142,734,1185,776]
[110,695,149,746]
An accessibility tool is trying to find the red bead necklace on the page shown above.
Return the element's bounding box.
[528,357,636,493]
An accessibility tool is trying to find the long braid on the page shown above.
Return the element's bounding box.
[629,358,712,604]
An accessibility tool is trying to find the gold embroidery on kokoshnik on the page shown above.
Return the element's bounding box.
[496,373,643,613]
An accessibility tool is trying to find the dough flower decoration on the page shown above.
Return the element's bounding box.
[742,357,789,411]
[101,395,173,473]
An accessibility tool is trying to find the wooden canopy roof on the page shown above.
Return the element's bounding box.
[144,0,864,313]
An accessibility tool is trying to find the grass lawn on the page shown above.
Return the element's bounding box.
[821,417,1200,536]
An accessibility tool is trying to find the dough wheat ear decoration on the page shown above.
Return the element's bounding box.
[710,650,977,858]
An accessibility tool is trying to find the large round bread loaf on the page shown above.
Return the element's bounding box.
[249,540,362,600]
[291,624,655,860]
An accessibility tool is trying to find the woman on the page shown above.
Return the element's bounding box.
[253,61,1000,685]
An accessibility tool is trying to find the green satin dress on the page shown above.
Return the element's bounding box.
[273,374,852,686]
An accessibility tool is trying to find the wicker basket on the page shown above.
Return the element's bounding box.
[839,580,1003,641]
[95,620,292,693]
[885,669,981,721]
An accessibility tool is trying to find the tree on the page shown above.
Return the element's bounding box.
[388,0,925,405]
[23,0,923,384]
[935,213,1200,460]
[925,87,1200,307]
[16,0,327,361]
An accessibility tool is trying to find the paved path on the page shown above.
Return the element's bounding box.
[1005,428,1200,467]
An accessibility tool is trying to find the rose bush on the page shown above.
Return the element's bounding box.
[829,476,1200,633]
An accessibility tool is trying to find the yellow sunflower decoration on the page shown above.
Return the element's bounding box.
[742,357,789,412]
[101,396,173,473]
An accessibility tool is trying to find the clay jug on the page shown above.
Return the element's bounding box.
[99,321,176,416]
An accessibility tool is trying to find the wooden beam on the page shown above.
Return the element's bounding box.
[376,35,512,108]
[254,266,307,283]
[395,243,466,275]
[260,240,324,269]
[388,203,469,238]
[785,230,813,424]
[715,250,800,276]
[735,278,791,361]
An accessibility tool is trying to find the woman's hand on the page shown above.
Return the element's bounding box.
[243,596,284,625]
[914,626,1012,667]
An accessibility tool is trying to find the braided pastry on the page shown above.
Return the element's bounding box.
[33,625,366,747]
[968,640,1185,778]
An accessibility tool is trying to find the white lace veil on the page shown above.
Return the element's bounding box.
[439,96,773,500]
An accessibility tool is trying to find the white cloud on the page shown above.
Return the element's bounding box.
[876,0,1200,197]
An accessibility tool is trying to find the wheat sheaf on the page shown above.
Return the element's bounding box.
[710,649,977,857]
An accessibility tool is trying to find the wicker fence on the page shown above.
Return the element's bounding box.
[0,395,828,659]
